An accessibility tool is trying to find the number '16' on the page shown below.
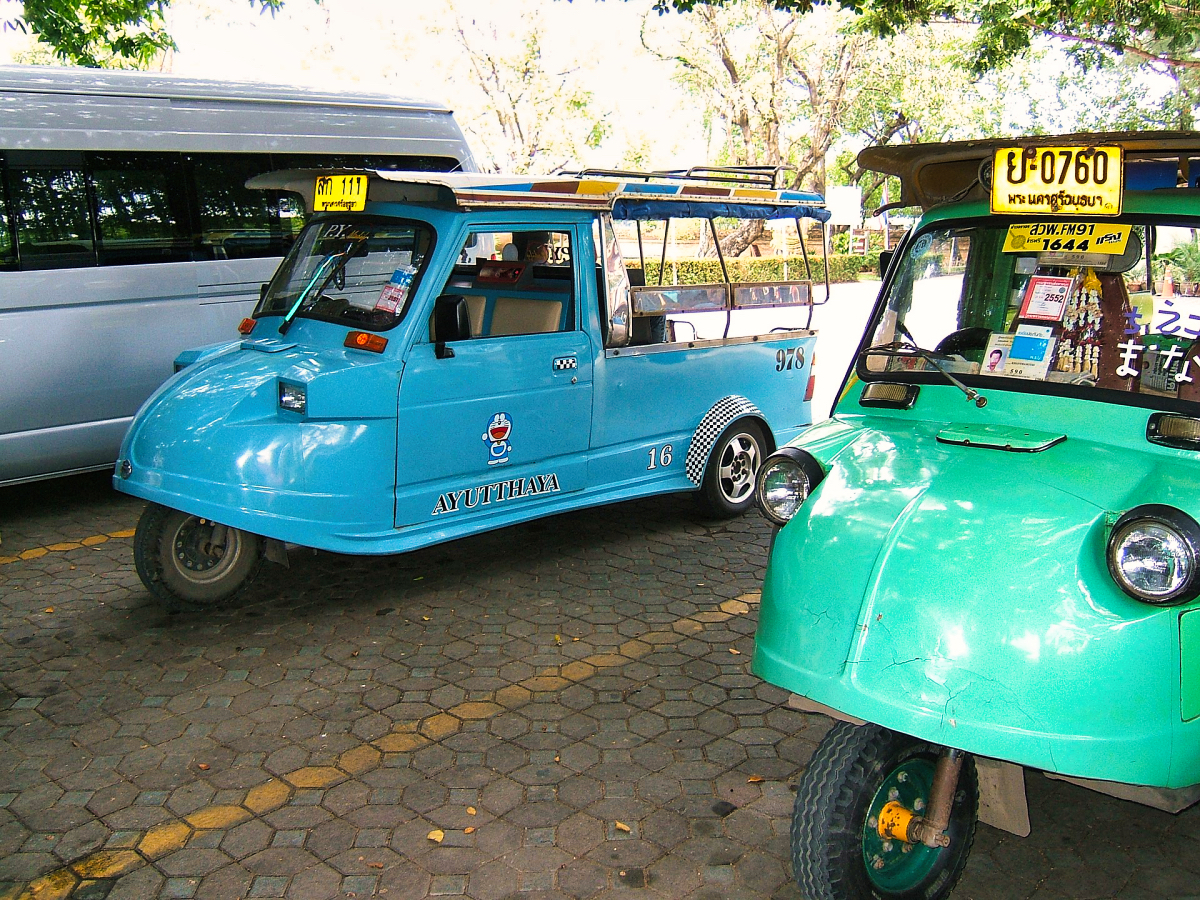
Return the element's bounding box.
[647,444,674,469]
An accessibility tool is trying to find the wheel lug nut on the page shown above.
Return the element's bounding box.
[888,788,900,801]
[913,798,925,811]
[868,816,878,829]
[897,772,908,783]
[871,856,885,870]
[882,840,893,852]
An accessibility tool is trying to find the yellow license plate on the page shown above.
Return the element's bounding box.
[992,145,1123,216]
[314,174,367,212]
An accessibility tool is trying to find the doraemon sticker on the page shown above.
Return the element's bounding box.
[912,233,933,258]
[483,412,513,466]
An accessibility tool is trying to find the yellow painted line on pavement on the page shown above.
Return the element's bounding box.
[0,529,136,567]
[2,593,759,897]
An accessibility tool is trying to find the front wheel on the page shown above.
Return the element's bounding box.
[134,503,262,611]
[792,722,977,900]
[697,419,767,518]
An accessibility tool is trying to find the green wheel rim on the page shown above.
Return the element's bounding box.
[861,757,942,892]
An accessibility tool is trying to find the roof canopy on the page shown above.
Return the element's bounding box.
[248,170,830,222]
[858,131,1200,212]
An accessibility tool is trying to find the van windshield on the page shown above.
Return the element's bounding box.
[256,217,434,331]
[863,218,1200,404]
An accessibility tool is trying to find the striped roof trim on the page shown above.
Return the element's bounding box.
[373,171,825,210]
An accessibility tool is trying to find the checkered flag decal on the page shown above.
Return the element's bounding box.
[553,356,578,371]
[684,396,763,486]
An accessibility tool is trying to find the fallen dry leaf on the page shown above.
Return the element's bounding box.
[422,616,431,621]
[197,763,210,771]
[368,862,384,869]
[747,775,764,783]
[464,826,475,834]
[427,829,444,843]
[43,607,54,614]
[729,648,742,655]
[615,821,631,833]
[467,806,477,816]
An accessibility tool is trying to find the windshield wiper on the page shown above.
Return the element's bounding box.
[866,335,988,409]
[277,245,361,336]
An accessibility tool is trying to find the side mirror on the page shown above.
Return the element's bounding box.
[878,250,895,278]
[433,295,471,359]
[259,283,269,304]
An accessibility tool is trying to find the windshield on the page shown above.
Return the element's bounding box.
[863,217,1200,404]
[256,217,434,331]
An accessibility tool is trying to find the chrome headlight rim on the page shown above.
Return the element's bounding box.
[1107,504,1200,606]
[754,447,825,527]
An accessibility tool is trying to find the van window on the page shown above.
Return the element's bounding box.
[9,165,94,269]
[91,153,192,266]
[0,177,14,270]
[191,154,287,260]
[441,230,574,338]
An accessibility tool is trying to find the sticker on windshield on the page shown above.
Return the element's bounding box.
[1003,223,1130,255]
[912,233,933,257]
[1019,275,1074,322]
[375,265,416,314]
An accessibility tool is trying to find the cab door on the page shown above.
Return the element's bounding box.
[394,225,593,528]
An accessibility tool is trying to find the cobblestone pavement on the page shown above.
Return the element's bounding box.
[3,474,1200,900]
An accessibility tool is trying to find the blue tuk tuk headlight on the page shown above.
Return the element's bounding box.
[278,381,307,415]
[755,447,824,527]
[1107,505,1200,605]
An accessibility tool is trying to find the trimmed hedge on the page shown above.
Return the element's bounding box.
[633,253,876,285]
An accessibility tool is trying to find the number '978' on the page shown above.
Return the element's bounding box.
[776,347,804,371]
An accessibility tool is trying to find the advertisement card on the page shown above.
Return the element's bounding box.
[375,265,416,314]
[1019,275,1074,322]
[1006,324,1056,379]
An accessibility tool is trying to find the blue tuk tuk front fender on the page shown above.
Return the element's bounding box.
[752,399,1200,790]
[117,340,401,548]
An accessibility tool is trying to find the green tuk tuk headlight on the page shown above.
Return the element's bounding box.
[755,447,824,527]
[1107,505,1200,606]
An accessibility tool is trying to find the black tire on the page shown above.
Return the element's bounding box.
[697,419,768,518]
[791,722,977,900]
[133,503,262,612]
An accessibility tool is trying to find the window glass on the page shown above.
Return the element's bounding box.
[9,167,94,269]
[90,153,191,265]
[440,229,574,338]
[0,172,15,269]
[864,219,1200,402]
[191,154,286,260]
[256,217,434,331]
[271,153,461,173]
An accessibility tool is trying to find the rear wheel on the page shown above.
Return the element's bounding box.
[697,419,767,517]
[791,722,977,900]
[134,503,262,611]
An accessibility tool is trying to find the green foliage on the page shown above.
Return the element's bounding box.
[7,0,290,68]
[646,0,1200,75]
[633,254,873,284]
[1160,239,1200,282]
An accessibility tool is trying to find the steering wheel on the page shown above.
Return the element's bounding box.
[935,327,992,357]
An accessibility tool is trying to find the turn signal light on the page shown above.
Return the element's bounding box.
[1147,413,1200,451]
[238,318,257,335]
[344,331,388,353]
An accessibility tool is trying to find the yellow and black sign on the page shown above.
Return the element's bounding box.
[992,145,1123,216]
[1003,222,1131,254]
[314,174,368,212]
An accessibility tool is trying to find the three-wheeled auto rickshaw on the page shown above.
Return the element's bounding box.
[752,133,1200,899]
[114,167,831,609]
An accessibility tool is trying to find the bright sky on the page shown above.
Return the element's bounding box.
[0,0,708,169]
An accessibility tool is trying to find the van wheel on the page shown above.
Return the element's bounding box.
[697,420,766,517]
[791,722,977,900]
[134,503,262,611]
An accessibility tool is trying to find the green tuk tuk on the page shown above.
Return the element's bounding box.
[752,133,1200,899]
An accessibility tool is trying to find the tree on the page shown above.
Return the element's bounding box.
[3,0,291,67]
[644,0,1200,75]
[441,6,611,173]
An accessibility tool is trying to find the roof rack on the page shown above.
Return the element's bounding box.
[571,165,798,191]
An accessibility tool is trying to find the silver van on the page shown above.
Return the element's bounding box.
[0,65,475,485]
